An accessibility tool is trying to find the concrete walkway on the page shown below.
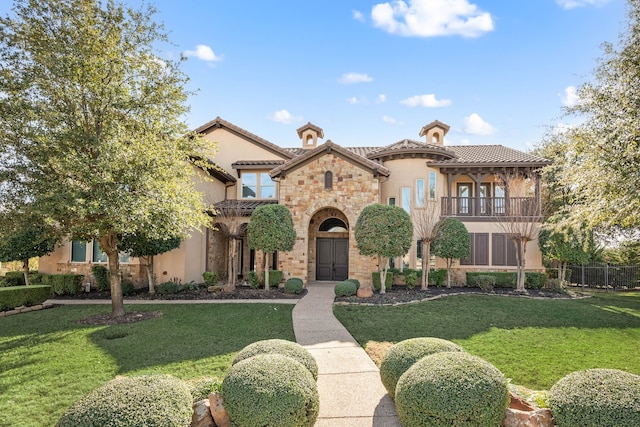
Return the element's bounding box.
[293,281,400,426]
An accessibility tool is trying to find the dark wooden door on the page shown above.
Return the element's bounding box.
[316,238,349,281]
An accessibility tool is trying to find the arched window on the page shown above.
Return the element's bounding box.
[432,132,440,144]
[324,171,333,189]
[319,218,347,233]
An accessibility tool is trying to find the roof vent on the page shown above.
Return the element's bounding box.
[419,120,450,146]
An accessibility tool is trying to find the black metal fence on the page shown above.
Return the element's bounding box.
[566,263,640,290]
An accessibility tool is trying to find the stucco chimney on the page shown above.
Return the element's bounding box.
[419,120,450,146]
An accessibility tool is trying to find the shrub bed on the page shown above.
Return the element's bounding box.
[334,281,357,297]
[2,271,27,287]
[284,278,303,294]
[91,265,110,291]
[548,369,640,427]
[222,354,319,427]
[380,337,464,397]
[57,374,193,427]
[395,351,510,427]
[0,285,51,311]
[42,274,84,296]
[372,272,393,291]
[428,269,447,287]
[232,339,318,380]
[466,272,548,290]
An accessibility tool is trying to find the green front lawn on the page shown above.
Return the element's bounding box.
[0,304,295,427]
[334,292,640,391]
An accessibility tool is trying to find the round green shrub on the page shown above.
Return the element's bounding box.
[284,277,304,294]
[222,354,319,427]
[395,351,509,427]
[548,369,640,427]
[56,374,192,427]
[345,278,360,290]
[334,281,357,297]
[232,339,318,380]
[186,376,222,403]
[380,337,464,397]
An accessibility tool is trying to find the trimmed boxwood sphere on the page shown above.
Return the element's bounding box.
[284,277,304,294]
[232,339,318,380]
[334,281,357,297]
[56,374,193,427]
[222,354,319,427]
[549,369,640,427]
[395,352,510,427]
[380,337,464,397]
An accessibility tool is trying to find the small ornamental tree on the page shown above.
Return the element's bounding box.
[0,223,58,286]
[431,217,470,287]
[354,204,413,294]
[247,204,296,290]
[119,233,181,294]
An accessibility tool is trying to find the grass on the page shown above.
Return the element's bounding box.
[334,292,640,391]
[0,303,295,427]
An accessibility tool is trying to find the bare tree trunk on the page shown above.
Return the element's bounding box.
[22,259,30,286]
[100,232,124,317]
[446,259,452,288]
[264,252,270,291]
[421,241,430,290]
[515,239,526,292]
[559,261,567,284]
[146,255,155,294]
[379,256,388,294]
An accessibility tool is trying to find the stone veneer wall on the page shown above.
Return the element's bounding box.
[277,153,380,286]
[54,261,146,288]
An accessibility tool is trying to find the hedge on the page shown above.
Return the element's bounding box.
[91,265,110,291]
[222,354,319,427]
[466,271,548,289]
[380,337,464,397]
[2,271,27,287]
[372,272,393,291]
[0,285,51,311]
[549,369,640,427]
[231,339,318,380]
[41,274,84,296]
[268,270,283,287]
[395,351,510,427]
[57,374,193,427]
[428,269,447,287]
[334,281,357,297]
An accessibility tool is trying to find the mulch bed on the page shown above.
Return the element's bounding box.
[335,286,584,306]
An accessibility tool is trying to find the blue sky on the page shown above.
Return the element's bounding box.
[1,0,627,151]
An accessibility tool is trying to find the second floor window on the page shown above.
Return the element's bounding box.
[242,172,276,199]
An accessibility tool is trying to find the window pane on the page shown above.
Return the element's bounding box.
[119,252,130,264]
[388,197,396,206]
[242,173,257,198]
[92,240,108,263]
[402,187,411,213]
[416,179,425,207]
[429,172,436,199]
[71,241,87,262]
[260,173,275,198]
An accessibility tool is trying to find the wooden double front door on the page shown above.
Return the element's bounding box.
[316,238,348,281]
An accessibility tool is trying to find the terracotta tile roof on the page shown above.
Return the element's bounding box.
[213,199,278,216]
[296,122,324,138]
[270,140,390,178]
[432,145,550,166]
[419,120,450,136]
[366,139,456,161]
[189,156,236,183]
[193,117,294,160]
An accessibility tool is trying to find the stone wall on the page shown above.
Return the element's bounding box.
[277,152,380,286]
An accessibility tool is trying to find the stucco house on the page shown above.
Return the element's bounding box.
[39,117,550,287]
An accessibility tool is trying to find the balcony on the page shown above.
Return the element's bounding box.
[441,197,541,219]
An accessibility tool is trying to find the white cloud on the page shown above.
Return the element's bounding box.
[269,109,303,125]
[555,0,611,10]
[371,0,494,38]
[338,72,374,84]
[183,44,222,62]
[353,10,365,22]
[376,94,387,103]
[347,96,367,105]
[464,113,495,135]
[400,93,452,107]
[560,85,579,106]
[382,115,398,124]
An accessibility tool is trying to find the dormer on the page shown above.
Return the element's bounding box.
[419,120,450,146]
[297,122,324,150]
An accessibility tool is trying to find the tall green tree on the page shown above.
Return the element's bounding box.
[354,204,413,294]
[554,0,640,229]
[0,0,214,317]
[431,217,470,288]
[119,233,181,294]
[539,214,595,284]
[247,204,296,290]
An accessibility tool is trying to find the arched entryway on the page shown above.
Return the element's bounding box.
[308,208,349,281]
